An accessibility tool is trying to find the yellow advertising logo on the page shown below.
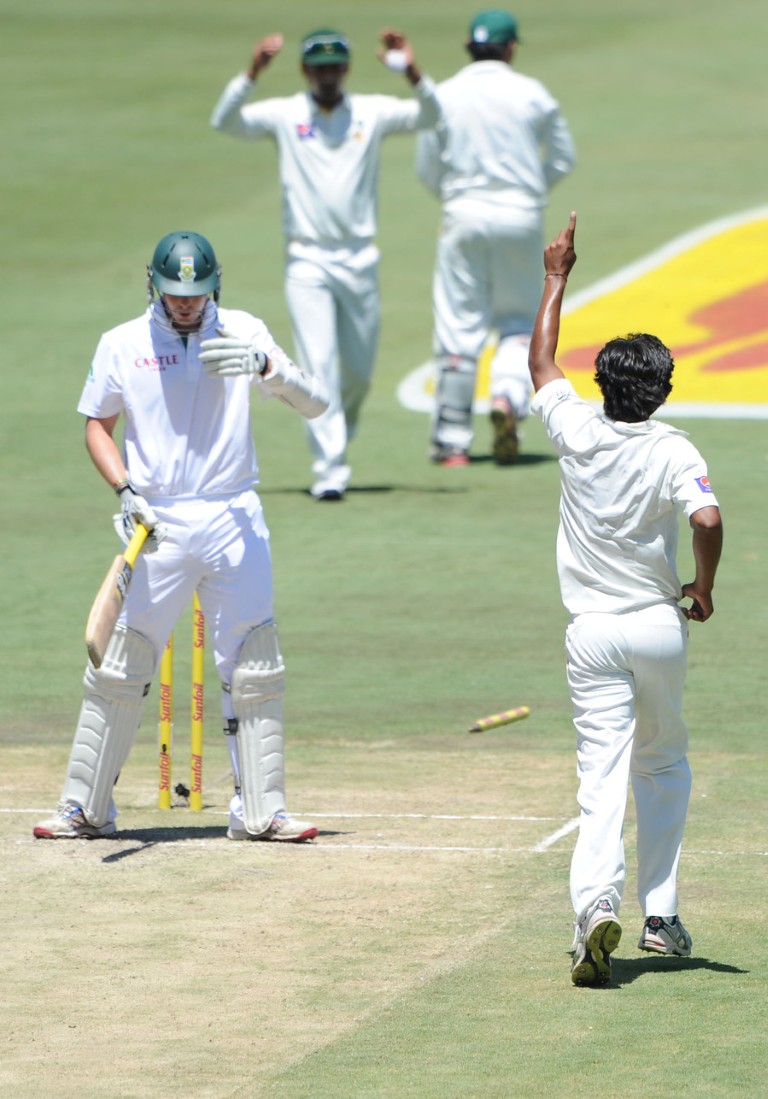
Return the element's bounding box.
[398,208,768,419]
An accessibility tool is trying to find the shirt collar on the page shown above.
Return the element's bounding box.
[149,298,218,336]
[307,90,350,117]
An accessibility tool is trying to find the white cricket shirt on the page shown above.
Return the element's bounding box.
[78,301,281,500]
[532,379,720,615]
[211,75,439,247]
[416,61,575,214]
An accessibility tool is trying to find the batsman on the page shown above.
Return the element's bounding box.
[35,231,328,842]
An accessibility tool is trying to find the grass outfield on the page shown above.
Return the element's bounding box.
[2,1,767,1096]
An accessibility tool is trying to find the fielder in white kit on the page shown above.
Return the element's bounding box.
[35,231,328,842]
[210,28,440,500]
[416,9,575,466]
[528,214,723,985]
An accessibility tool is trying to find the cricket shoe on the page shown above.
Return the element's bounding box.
[311,486,345,502]
[428,444,470,467]
[227,812,318,843]
[489,397,519,465]
[310,468,349,502]
[571,897,622,986]
[33,803,116,840]
[638,915,692,957]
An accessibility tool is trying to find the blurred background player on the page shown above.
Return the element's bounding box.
[528,213,723,985]
[211,28,440,500]
[34,231,328,842]
[416,9,575,466]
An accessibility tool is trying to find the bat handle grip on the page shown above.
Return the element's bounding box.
[124,522,151,568]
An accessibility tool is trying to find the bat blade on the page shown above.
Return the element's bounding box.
[85,524,150,668]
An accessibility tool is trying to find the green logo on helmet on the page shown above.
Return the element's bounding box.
[179,255,196,282]
[149,231,220,298]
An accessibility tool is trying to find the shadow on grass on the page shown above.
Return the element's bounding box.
[611,955,749,987]
[100,825,344,863]
[468,453,556,467]
[259,484,469,497]
[260,456,557,499]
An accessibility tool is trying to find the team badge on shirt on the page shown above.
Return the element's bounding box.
[695,475,714,493]
[179,255,196,282]
[297,122,316,140]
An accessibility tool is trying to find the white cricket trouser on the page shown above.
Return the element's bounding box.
[120,490,274,720]
[432,204,542,419]
[565,603,691,923]
[285,242,380,492]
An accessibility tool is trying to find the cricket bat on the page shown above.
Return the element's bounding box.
[85,523,150,668]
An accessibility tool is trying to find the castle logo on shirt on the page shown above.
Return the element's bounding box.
[134,355,179,371]
[695,476,713,493]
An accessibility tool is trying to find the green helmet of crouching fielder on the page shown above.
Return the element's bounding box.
[148,230,221,302]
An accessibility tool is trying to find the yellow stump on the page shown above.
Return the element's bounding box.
[190,593,205,811]
[158,634,174,809]
[468,705,530,733]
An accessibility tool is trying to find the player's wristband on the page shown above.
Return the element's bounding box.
[114,479,132,496]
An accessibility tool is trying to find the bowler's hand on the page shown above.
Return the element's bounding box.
[544,211,578,279]
[680,583,714,622]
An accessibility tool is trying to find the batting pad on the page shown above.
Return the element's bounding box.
[230,622,286,835]
[432,355,477,451]
[62,626,154,826]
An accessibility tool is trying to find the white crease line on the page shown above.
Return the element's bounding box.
[311,844,524,852]
[307,812,561,822]
[3,808,561,822]
[152,841,526,853]
[686,849,768,857]
[532,817,580,852]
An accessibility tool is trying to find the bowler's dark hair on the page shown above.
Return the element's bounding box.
[466,42,510,62]
[594,333,674,422]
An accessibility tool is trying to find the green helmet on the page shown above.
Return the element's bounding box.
[149,231,220,297]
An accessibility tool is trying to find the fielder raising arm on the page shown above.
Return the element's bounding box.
[210,26,440,501]
[528,210,577,392]
[529,210,723,623]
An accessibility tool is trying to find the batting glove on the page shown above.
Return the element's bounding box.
[114,483,168,548]
[199,328,269,377]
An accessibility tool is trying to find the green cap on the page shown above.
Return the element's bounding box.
[301,29,351,66]
[468,10,519,45]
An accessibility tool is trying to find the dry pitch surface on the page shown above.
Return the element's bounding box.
[3,734,573,1096]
